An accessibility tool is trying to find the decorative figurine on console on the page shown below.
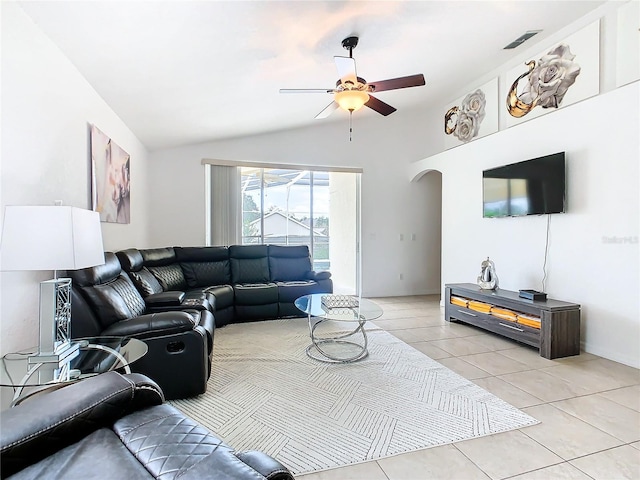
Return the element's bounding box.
[477,257,498,290]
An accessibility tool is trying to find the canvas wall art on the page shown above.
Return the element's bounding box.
[443,77,498,150]
[91,124,131,224]
[505,21,599,128]
[616,0,640,88]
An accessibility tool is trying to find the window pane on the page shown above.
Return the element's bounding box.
[312,172,330,272]
[262,169,311,247]
[237,167,356,290]
[241,168,262,244]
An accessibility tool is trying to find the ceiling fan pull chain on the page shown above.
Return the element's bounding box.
[349,111,353,142]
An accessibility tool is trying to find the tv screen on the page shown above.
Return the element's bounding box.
[482,152,566,218]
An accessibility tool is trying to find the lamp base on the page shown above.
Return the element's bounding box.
[38,278,72,355]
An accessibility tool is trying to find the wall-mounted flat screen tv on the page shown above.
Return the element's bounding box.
[482,152,566,218]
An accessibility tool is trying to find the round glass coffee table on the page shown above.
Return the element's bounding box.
[294,294,383,363]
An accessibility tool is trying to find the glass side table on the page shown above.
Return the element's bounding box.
[1,336,147,409]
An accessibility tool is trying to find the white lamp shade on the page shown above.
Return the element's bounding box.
[0,206,105,271]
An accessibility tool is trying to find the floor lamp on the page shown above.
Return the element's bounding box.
[0,206,105,383]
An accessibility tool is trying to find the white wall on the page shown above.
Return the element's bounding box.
[148,106,444,298]
[410,82,640,368]
[0,3,151,354]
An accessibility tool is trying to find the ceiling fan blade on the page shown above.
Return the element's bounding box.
[334,56,357,86]
[365,95,397,116]
[280,88,334,94]
[315,101,339,119]
[367,74,426,93]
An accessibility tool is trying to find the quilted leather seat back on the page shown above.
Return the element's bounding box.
[175,247,231,288]
[147,265,187,291]
[140,248,187,291]
[116,249,164,296]
[229,245,270,284]
[78,273,147,328]
[129,269,163,296]
[268,245,312,281]
[66,253,147,329]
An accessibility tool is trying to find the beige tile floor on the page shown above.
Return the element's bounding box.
[298,295,640,480]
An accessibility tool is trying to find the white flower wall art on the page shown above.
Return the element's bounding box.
[445,89,487,143]
[505,21,599,127]
[507,43,581,118]
[443,77,498,149]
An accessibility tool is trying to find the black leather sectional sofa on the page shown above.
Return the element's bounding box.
[116,244,333,327]
[67,244,332,399]
[0,371,295,479]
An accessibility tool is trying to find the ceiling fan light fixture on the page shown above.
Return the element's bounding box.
[335,90,370,112]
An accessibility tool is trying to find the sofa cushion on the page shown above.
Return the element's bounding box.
[268,245,312,281]
[129,268,164,296]
[203,285,234,309]
[275,280,324,303]
[175,247,232,288]
[147,265,187,291]
[181,261,231,288]
[233,283,278,305]
[139,247,177,267]
[67,252,121,287]
[230,258,270,284]
[7,428,153,480]
[79,274,146,327]
[174,246,229,263]
[115,249,145,273]
[229,245,270,284]
[270,257,312,282]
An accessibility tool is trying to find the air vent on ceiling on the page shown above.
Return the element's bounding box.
[503,30,542,49]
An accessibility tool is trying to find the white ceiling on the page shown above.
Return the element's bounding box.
[18,1,607,151]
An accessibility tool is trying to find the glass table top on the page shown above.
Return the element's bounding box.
[1,336,147,388]
[294,294,383,322]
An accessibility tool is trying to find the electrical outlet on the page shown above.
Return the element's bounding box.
[411,233,416,241]
[399,234,404,241]
[54,200,63,206]
[399,273,404,280]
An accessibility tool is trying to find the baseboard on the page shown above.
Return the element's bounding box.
[581,340,640,369]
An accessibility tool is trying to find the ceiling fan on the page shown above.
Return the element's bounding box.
[280,36,426,120]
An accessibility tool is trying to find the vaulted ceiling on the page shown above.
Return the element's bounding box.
[18,1,607,150]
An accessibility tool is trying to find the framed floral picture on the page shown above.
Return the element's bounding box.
[504,20,599,128]
[90,125,131,224]
[443,77,499,150]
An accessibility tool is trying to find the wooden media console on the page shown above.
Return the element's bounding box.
[445,283,580,359]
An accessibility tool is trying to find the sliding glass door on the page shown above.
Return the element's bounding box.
[208,164,359,294]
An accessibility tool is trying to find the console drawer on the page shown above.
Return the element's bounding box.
[446,304,540,348]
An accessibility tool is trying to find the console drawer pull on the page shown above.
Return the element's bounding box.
[458,310,477,317]
[499,322,524,332]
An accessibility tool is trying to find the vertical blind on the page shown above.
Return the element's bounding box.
[208,165,241,246]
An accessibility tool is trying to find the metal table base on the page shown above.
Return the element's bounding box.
[305,315,369,363]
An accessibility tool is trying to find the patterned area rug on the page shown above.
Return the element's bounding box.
[170,318,538,475]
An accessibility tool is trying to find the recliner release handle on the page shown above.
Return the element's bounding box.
[166,341,185,354]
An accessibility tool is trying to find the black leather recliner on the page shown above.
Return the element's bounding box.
[0,372,295,479]
[66,253,215,400]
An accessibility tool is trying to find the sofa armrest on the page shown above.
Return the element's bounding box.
[101,311,195,339]
[113,404,294,480]
[145,290,186,307]
[308,270,331,281]
[0,372,163,478]
[234,450,295,480]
